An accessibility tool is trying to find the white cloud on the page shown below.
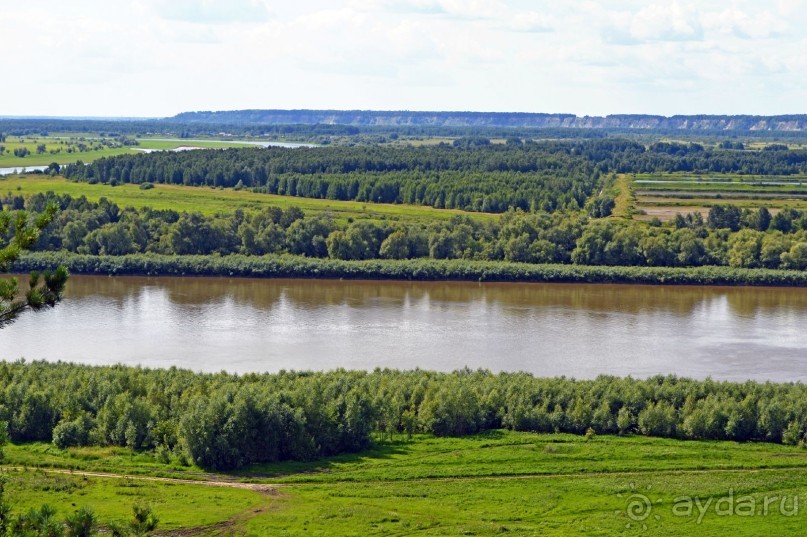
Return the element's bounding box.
[702,8,786,39]
[154,0,270,24]
[605,3,703,44]
[350,0,446,14]
[352,0,506,19]
[0,0,806,116]
[510,11,554,33]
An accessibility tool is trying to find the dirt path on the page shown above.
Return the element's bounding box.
[0,466,278,494]
[7,462,807,535]
[6,463,807,490]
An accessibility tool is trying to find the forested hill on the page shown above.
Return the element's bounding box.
[169,110,807,131]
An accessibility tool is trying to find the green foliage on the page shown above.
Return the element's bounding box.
[64,508,97,537]
[52,415,93,449]
[0,202,67,328]
[3,362,807,478]
[0,473,162,537]
[11,190,807,273]
[63,143,603,213]
[0,422,7,462]
[588,194,615,218]
[0,482,9,537]
[15,250,807,288]
[707,205,742,231]
[128,503,158,537]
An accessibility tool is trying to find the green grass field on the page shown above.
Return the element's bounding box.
[5,431,807,535]
[1,468,265,533]
[0,175,494,225]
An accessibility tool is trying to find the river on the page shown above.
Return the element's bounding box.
[0,166,48,176]
[1,276,805,382]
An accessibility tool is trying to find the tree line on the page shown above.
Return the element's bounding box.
[2,362,807,472]
[5,192,807,271]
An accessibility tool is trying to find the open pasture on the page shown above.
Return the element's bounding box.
[5,432,807,536]
[0,174,494,225]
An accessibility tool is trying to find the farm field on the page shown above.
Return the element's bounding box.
[4,431,807,535]
[0,174,495,225]
[629,173,807,221]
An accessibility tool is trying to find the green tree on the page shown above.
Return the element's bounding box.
[1,204,68,328]
[770,209,796,233]
[0,422,7,463]
[503,233,531,263]
[379,229,410,260]
[707,205,741,231]
[168,213,221,255]
[637,401,678,438]
[753,207,772,231]
[616,407,634,435]
[760,232,790,269]
[588,195,615,218]
[671,228,706,267]
[781,242,807,270]
[129,503,159,536]
[65,507,98,537]
[727,229,763,268]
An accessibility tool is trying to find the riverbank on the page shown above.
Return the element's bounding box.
[13,251,807,286]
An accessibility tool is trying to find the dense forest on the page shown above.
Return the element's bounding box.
[5,193,807,271]
[61,142,807,215]
[63,142,607,213]
[1,362,807,472]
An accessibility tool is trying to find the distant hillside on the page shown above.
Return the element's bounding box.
[168,110,807,131]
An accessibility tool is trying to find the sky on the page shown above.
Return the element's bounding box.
[2,0,806,118]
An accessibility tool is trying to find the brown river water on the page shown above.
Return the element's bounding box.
[1,275,806,381]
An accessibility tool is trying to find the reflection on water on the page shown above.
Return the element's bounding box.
[1,275,807,381]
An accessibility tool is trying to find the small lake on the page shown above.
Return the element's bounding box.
[1,276,806,382]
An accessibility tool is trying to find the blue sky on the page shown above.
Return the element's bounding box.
[2,0,805,117]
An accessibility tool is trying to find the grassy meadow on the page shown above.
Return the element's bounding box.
[2,468,265,533]
[4,431,807,535]
[0,174,494,225]
[610,174,636,219]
